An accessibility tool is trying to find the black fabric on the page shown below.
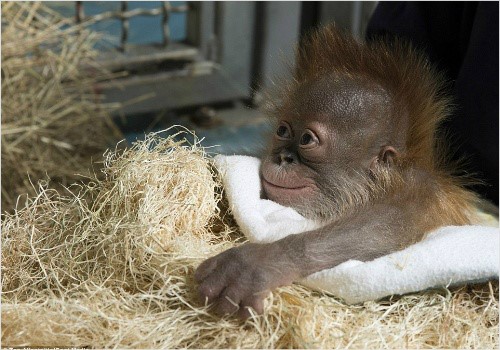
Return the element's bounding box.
[366,1,499,205]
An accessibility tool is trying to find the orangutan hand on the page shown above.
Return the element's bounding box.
[195,242,297,319]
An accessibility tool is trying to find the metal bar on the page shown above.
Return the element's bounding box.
[75,1,84,23]
[121,1,129,51]
[81,4,188,23]
[162,2,171,46]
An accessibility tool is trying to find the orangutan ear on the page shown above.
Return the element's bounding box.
[370,146,399,170]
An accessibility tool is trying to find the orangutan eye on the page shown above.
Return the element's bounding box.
[300,133,313,145]
[276,122,291,139]
[299,130,319,148]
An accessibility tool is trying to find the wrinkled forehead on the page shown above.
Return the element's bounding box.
[285,74,392,127]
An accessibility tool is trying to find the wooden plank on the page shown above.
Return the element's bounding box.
[186,1,216,60]
[254,1,301,90]
[216,1,256,95]
[96,42,199,71]
[98,69,248,116]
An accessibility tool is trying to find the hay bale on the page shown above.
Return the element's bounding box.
[1,1,120,212]
[1,130,498,349]
[2,130,228,296]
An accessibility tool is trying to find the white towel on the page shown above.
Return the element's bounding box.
[214,155,499,304]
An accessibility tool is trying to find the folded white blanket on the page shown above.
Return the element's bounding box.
[214,155,499,304]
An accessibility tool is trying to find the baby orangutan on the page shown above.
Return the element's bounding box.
[195,25,479,319]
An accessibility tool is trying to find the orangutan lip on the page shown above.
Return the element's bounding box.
[261,177,308,190]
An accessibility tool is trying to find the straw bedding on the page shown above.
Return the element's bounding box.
[2,131,498,349]
[1,1,119,212]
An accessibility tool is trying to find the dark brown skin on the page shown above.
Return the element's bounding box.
[195,26,479,319]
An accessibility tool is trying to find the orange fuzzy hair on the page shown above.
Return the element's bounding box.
[287,25,481,226]
[293,24,452,171]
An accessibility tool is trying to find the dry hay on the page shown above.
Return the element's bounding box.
[1,1,120,212]
[1,129,498,349]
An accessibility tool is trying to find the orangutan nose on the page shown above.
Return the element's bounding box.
[279,151,297,165]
